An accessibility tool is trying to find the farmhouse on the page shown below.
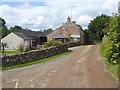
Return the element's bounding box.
[1,29,47,50]
[48,16,88,44]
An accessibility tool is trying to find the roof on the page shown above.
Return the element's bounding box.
[53,34,68,39]
[13,32,32,40]
[14,29,47,38]
[50,21,84,35]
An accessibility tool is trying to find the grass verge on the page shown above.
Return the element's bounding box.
[0,50,19,55]
[1,50,72,71]
[100,43,120,81]
[104,59,120,80]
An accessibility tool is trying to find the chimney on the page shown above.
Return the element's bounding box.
[67,16,71,23]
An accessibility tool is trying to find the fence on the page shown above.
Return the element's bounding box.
[1,45,68,67]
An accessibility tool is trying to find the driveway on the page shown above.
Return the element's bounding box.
[2,45,118,88]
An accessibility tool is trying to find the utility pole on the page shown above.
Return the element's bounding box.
[71,6,73,19]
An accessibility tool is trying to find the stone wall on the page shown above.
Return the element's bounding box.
[64,42,80,48]
[1,45,68,67]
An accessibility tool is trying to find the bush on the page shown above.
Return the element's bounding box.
[1,43,7,53]
[102,14,120,64]
[17,43,24,52]
[24,48,30,52]
[44,40,62,48]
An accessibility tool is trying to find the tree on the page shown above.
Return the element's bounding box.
[43,28,53,34]
[1,43,7,53]
[0,17,10,38]
[9,25,22,32]
[1,26,10,38]
[87,14,111,43]
[0,17,6,25]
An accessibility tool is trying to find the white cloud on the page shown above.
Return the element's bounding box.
[0,0,119,30]
[77,15,93,26]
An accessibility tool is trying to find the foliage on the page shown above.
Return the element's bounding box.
[87,14,111,43]
[105,58,120,80]
[24,47,30,52]
[9,25,22,32]
[44,40,62,48]
[1,43,7,53]
[0,18,10,38]
[1,17,23,38]
[43,28,53,34]
[1,22,10,38]
[17,43,24,52]
[102,14,120,64]
[100,43,120,80]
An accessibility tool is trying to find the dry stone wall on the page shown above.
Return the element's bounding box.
[1,45,68,67]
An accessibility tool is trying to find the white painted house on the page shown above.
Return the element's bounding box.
[1,32,32,50]
[1,29,47,50]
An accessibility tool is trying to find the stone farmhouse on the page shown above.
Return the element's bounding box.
[48,16,88,44]
[1,29,47,50]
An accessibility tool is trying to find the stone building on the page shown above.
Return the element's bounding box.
[48,16,87,44]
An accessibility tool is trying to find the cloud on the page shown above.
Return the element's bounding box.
[0,0,119,31]
[76,15,93,27]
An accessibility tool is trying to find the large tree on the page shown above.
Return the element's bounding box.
[0,18,10,38]
[87,14,111,43]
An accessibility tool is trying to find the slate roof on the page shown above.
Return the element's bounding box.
[13,32,32,40]
[15,29,47,37]
[13,29,47,39]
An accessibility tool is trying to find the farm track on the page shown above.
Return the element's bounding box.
[2,45,118,88]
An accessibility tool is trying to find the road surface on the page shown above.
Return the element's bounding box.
[2,45,118,88]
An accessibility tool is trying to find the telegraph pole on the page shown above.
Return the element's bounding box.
[71,6,73,19]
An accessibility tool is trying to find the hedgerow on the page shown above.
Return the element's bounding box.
[102,14,120,64]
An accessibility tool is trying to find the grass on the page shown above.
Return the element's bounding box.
[105,60,120,80]
[100,43,120,81]
[0,50,19,55]
[1,50,72,71]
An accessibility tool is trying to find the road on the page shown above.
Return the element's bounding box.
[2,45,118,88]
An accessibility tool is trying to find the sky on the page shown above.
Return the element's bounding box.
[0,0,119,31]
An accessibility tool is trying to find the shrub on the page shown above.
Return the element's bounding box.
[17,43,24,52]
[1,43,7,53]
[24,48,30,52]
[102,14,120,64]
[44,40,62,48]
